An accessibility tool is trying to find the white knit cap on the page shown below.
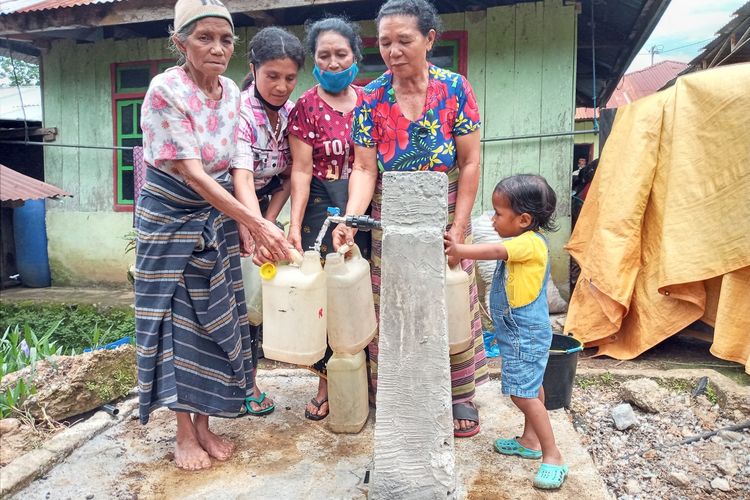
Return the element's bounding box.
[174,0,234,34]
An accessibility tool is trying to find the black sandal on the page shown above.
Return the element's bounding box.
[304,397,329,421]
[453,402,481,438]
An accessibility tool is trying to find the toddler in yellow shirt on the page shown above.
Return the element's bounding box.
[444,174,567,490]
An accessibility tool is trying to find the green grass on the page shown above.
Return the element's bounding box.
[575,372,617,389]
[656,377,694,394]
[0,302,134,351]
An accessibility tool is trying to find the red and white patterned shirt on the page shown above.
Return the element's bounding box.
[288,85,362,181]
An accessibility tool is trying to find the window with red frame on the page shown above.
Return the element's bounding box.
[355,31,468,86]
[111,60,173,210]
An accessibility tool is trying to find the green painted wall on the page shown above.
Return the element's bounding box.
[46,211,135,285]
[42,0,575,290]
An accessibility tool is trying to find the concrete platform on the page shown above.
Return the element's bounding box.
[13,370,610,500]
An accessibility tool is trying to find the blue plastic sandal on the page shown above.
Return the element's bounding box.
[494,437,543,459]
[533,463,569,489]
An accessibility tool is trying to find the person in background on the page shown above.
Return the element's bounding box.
[445,174,568,490]
[332,0,488,438]
[136,0,290,471]
[232,27,305,382]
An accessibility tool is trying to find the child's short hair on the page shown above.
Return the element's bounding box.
[494,174,558,232]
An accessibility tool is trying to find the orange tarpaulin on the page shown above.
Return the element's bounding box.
[565,63,750,374]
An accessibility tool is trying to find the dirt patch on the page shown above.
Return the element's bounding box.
[110,407,306,498]
[466,465,512,499]
[0,418,63,466]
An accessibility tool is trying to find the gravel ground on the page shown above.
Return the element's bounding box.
[569,375,750,500]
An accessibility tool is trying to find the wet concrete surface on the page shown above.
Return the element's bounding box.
[12,370,609,500]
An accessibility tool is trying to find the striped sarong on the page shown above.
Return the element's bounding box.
[134,167,256,424]
[368,167,489,404]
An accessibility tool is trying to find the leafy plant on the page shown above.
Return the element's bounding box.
[0,56,40,86]
[0,303,134,351]
[704,384,719,405]
[85,323,113,351]
[575,372,617,389]
[124,230,137,285]
[124,230,137,255]
[0,323,66,419]
[0,377,35,419]
[1,322,64,375]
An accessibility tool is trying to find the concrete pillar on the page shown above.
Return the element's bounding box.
[372,171,455,499]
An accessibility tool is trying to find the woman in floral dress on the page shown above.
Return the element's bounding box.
[332,0,488,437]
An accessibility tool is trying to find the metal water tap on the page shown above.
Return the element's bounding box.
[327,213,382,231]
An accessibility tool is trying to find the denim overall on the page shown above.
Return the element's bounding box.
[489,232,553,398]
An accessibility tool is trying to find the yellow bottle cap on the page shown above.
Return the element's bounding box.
[259,262,276,280]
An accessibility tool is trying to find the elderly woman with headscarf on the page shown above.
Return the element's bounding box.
[135,0,290,471]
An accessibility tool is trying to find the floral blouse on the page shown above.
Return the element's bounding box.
[140,66,240,180]
[231,84,294,191]
[351,64,481,172]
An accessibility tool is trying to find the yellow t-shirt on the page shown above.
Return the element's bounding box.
[503,231,548,308]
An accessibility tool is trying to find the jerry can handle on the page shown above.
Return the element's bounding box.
[337,243,361,259]
[288,248,304,265]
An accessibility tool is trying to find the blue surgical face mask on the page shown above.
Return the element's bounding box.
[313,64,359,94]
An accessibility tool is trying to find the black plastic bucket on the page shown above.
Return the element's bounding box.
[542,334,583,410]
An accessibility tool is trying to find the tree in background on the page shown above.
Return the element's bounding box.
[0,57,40,86]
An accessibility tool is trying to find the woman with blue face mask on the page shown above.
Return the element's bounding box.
[287,16,371,421]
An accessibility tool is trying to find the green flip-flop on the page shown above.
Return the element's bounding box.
[494,437,543,459]
[244,392,275,416]
[533,463,569,489]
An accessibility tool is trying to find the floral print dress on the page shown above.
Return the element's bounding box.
[351,64,489,404]
[140,66,240,180]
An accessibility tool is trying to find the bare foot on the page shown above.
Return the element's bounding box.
[174,414,211,471]
[517,435,541,451]
[194,418,235,461]
[175,436,212,470]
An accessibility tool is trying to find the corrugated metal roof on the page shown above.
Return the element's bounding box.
[576,61,688,120]
[0,0,121,15]
[608,61,688,107]
[0,164,71,202]
[685,1,750,71]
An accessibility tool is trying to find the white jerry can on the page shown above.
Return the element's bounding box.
[261,250,327,365]
[325,244,377,354]
[446,264,473,355]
